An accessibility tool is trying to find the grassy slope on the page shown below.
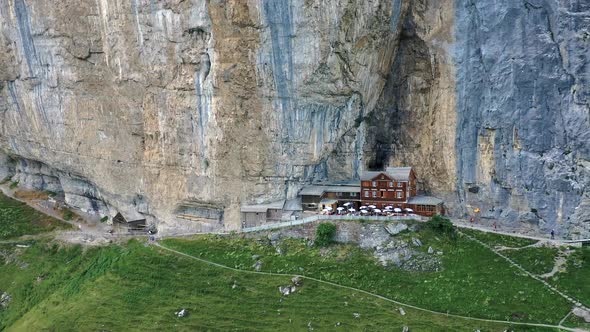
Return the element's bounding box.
[163,229,571,325]
[504,246,559,275]
[1,241,546,332]
[461,228,538,248]
[551,247,590,308]
[0,192,71,240]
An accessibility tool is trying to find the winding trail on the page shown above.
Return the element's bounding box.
[154,242,586,332]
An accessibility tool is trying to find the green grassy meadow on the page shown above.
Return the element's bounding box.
[0,192,71,240]
[162,229,571,325]
[1,240,553,331]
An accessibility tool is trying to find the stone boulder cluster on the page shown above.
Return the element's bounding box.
[373,238,441,272]
[0,291,11,309]
[279,276,303,297]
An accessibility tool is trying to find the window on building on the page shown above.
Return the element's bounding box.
[397,182,403,187]
[372,181,377,187]
[397,191,403,199]
[389,181,393,187]
[372,191,377,198]
[380,191,384,197]
[364,191,369,198]
[349,192,356,197]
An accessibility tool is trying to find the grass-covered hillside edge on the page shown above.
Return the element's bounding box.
[163,227,571,325]
[0,240,550,332]
[0,192,71,240]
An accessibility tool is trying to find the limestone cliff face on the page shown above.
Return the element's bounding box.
[0,0,588,237]
[0,0,406,233]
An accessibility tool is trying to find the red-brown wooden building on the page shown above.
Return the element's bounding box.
[360,167,444,217]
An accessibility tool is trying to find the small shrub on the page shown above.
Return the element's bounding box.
[100,216,109,223]
[9,181,19,189]
[315,223,337,247]
[45,191,58,197]
[426,215,455,237]
[63,209,74,221]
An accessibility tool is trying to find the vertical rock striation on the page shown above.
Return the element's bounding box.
[0,0,408,233]
[0,0,587,236]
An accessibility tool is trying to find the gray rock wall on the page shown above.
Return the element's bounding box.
[369,0,589,238]
[453,0,589,237]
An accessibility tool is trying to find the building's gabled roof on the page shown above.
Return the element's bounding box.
[385,167,413,181]
[408,195,443,205]
[360,171,385,181]
[361,167,413,182]
[361,167,412,181]
[240,200,285,213]
[284,197,302,211]
[299,185,326,196]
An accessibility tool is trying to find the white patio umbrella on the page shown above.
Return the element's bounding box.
[337,207,345,211]
[348,208,356,212]
[368,205,377,209]
[322,209,330,213]
[343,202,351,206]
[394,208,402,213]
[361,209,368,214]
[405,208,414,213]
[385,206,393,210]
[373,208,382,213]
[326,206,333,211]
[359,206,367,209]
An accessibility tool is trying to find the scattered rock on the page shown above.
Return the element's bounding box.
[573,307,590,323]
[232,281,238,289]
[275,246,284,255]
[268,232,281,242]
[252,260,263,271]
[291,276,303,286]
[279,285,297,296]
[0,292,11,308]
[428,246,434,254]
[251,254,261,260]
[175,309,187,317]
[353,312,360,319]
[359,224,392,249]
[411,238,422,247]
[399,307,406,316]
[373,240,442,272]
[436,251,443,255]
[385,223,408,236]
[402,326,409,332]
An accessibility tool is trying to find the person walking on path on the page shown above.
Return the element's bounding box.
[493,222,497,232]
[551,229,555,240]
